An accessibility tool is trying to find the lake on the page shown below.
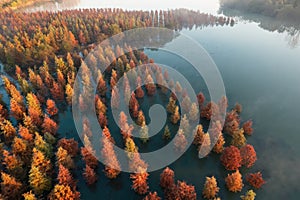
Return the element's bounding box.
[4,0,300,199]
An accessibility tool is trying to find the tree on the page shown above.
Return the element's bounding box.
[193,125,204,146]
[29,166,51,195]
[136,110,146,126]
[140,122,149,143]
[81,147,98,169]
[145,74,156,96]
[57,138,79,157]
[160,167,175,188]
[23,191,37,200]
[10,98,25,121]
[0,118,17,144]
[56,147,75,169]
[171,106,180,124]
[31,148,52,174]
[65,83,74,105]
[144,192,161,200]
[234,103,242,114]
[131,168,149,195]
[174,129,187,153]
[240,144,257,168]
[163,125,171,140]
[83,164,97,185]
[46,99,58,116]
[136,86,145,99]
[241,190,256,200]
[2,150,24,179]
[49,184,80,200]
[180,114,190,134]
[176,181,197,200]
[181,96,191,113]
[26,93,43,127]
[1,172,23,199]
[42,115,59,135]
[12,137,30,164]
[220,146,242,171]
[213,133,225,154]
[243,120,253,135]
[199,133,211,157]
[97,74,107,97]
[111,87,120,109]
[34,132,52,158]
[50,81,65,102]
[224,110,240,135]
[202,176,219,199]
[246,172,266,189]
[95,96,107,115]
[231,129,247,148]
[18,124,34,142]
[200,102,220,120]
[189,102,199,121]
[166,97,176,114]
[101,129,121,179]
[57,164,76,188]
[225,170,244,192]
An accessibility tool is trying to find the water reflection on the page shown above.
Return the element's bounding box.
[220,7,300,48]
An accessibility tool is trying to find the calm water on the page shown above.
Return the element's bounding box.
[3,1,300,199]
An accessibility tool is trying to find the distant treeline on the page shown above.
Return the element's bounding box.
[220,0,300,22]
[0,0,54,10]
[0,9,234,71]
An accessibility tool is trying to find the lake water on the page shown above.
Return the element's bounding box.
[4,0,300,199]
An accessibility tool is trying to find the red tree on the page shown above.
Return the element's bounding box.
[101,128,121,179]
[42,115,59,135]
[50,81,64,102]
[246,172,266,189]
[240,144,257,168]
[57,138,79,157]
[220,146,242,171]
[243,120,253,135]
[160,167,175,189]
[46,99,58,116]
[83,164,97,185]
[81,147,98,169]
[130,170,149,195]
[197,92,205,106]
[176,181,197,200]
[57,164,76,188]
[144,192,161,200]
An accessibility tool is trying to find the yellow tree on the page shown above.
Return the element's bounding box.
[225,170,244,192]
[29,166,51,195]
[202,176,219,199]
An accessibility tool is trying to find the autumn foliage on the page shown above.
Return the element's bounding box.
[246,172,266,189]
[220,146,242,171]
[130,170,149,195]
[225,170,244,192]
[83,164,97,185]
[202,176,219,199]
[240,144,257,168]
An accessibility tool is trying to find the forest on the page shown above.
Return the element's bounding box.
[0,8,265,200]
[220,0,300,22]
